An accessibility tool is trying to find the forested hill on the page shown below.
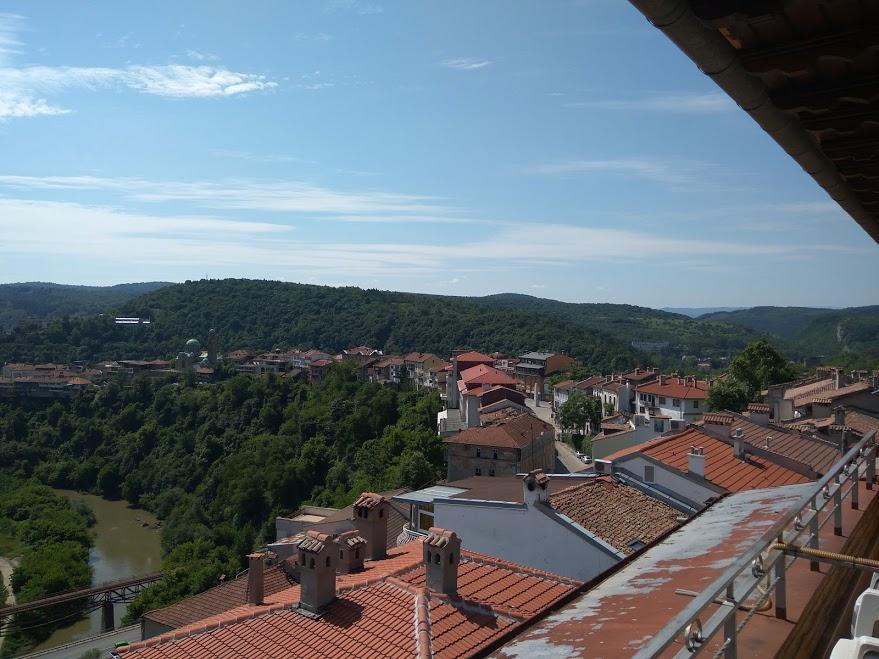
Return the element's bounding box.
[0,282,171,331]
[1,279,643,372]
[700,306,879,364]
[473,293,763,355]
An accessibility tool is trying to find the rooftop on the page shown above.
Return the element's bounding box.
[636,376,710,400]
[444,413,552,450]
[549,477,681,555]
[123,539,580,659]
[458,363,519,388]
[608,428,812,492]
[453,351,495,364]
[699,411,841,475]
[496,483,816,657]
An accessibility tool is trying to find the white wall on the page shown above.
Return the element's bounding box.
[592,424,664,459]
[614,455,717,507]
[433,499,620,582]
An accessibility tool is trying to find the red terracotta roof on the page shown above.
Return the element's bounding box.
[445,413,552,449]
[636,377,709,400]
[454,351,495,364]
[310,359,333,368]
[549,477,680,554]
[636,428,811,491]
[458,364,519,388]
[122,540,579,659]
[747,403,770,414]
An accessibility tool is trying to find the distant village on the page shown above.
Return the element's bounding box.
[4,327,879,656]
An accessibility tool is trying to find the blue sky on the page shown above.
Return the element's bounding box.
[0,1,876,308]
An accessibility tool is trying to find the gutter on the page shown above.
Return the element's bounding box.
[627,0,879,243]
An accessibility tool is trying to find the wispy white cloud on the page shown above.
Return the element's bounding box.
[186,49,218,62]
[567,92,732,113]
[531,158,704,185]
[294,32,333,42]
[211,149,303,163]
[327,0,384,15]
[0,15,276,119]
[441,58,492,71]
[0,13,24,65]
[0,174,448,216]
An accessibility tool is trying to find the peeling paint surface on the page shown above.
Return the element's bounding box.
[494,484,813,658]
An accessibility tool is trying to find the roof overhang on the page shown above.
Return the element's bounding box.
[627,0,879,243]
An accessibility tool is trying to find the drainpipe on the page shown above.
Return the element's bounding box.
[626,0,879,242]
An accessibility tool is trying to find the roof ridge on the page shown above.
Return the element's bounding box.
[414,588,432,659]
[460,551,581,587]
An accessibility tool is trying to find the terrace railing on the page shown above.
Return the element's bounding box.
[635,429,877,659]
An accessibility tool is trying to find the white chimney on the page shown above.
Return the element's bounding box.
[733,427,745,460]
[688,446,705,478]
[658,374,665,385]
[522,469,549,506]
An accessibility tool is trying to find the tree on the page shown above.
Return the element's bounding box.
[707,379,750,413]
[557,393,602,436]
[728,340,796,398]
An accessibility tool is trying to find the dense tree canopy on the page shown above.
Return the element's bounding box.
[0,362,444,624]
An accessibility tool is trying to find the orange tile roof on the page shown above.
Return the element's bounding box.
[121,540,579,659]
[458,364,519,388]
[549,477,680,554]
[637,428,811,491]
[444,413,553,449]
[636,377,709,400]
[454,350,494,361]
[698,411,841,475]
[785,377,834,403]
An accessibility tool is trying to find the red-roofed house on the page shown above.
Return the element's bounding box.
[604,427,814,510]
[444,412,554,480]
[125,515,580,659]
[635,375,710,421]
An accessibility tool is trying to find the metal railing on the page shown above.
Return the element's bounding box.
[635,429,877,659]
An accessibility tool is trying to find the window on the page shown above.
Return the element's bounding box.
[659,397,666,405]
[639,406,645,414]
[475,467,482,476]
[644,465,655,483]
[673,399,681,407]
[325,556,331,567]
[492,450,498,459]
[693,400,700,409]
[476,447,481,457]
[339,550,344,560]
[489,464,495,477]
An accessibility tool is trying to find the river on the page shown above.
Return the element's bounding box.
[30,491,162,653]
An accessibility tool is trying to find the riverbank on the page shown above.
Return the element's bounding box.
[29,492,161,653]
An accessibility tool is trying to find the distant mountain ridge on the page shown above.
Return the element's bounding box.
[0,281,172,330]
[662,307,746,318]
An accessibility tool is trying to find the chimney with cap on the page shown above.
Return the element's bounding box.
[352,492,389,561]
[423,528,461,595]
[733,427,746,460]
[522,469,550,506]
[834,405,846,427]
[296,531,336,614]
[335,530,367,574]
[246,552,264,606]
[688,446,705,478]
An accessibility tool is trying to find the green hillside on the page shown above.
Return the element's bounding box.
[0,282,171,331]
[475,293,763,356]
[0,279,643,371]
[701,306,879,366]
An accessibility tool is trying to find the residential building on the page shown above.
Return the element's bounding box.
[552,375,604,411]
[634,375,709,421]
[402,352,445,387]
[342,346,383,363]
[593,376,634,414]
[125,494,581,659]
[514,351,576,399]
[603,427,819,510]
[394,470,683,582]
[308,358,332,384]
[444,410,554,480]
[369,356,405,384]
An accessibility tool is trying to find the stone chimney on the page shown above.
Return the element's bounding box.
[834,369,845,390]
[465,393,480,428]
[522,469,550,506]
[335,530,367,574]
[834,406,846,427]
[688,446,705,478]
[423,528,461,595]
[733,427,746,460]
[297,531,336,614]
[352,492,389,561]
[246,552,264,606]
